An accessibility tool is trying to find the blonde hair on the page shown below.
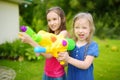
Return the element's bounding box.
[72,12,95,43]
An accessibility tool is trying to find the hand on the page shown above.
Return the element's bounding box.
[35,53,41,56]
[58,52,70,62]
[18,32,33,44]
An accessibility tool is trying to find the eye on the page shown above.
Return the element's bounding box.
[83,26,88,29]
[47,19,50,22]
[53,18,57,21]
[74,26,80,29]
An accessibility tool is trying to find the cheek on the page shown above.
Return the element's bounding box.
[47,23,50,27]
[85,28,90,33]
[74,31,78,37]
[85,30,90,37]
[48,22,51,25]
[58,19,61,26]
[74,30,77,34]
[57,21,61,26]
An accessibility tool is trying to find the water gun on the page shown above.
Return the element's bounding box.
[19,26,75,65]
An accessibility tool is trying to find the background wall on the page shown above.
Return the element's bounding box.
[0,1,19,44]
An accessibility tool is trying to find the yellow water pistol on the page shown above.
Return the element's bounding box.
[19,26,75,65]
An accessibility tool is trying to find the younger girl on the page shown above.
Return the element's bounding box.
[58,12,99,80]
[19,7,69,80]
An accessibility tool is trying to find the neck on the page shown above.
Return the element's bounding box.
[76,40,88,47]
[55,30,60,35]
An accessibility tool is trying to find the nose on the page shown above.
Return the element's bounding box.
[79,29,83,32]
[77,28,82,33]
[50,21,54,25]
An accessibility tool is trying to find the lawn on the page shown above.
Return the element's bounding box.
[0,38,120,80]
[0,59,45,80]
[94,38,120,80]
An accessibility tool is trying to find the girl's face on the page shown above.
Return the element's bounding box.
[47,11,61,32]
[74,18,90,42]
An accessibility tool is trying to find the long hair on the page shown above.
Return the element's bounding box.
[72,12,95,43]
[46,6,66,34]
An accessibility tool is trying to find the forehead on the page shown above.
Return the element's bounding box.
[75,18,89,26]
[47,11,59,19]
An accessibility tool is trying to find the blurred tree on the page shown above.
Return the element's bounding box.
[19,0,120,39]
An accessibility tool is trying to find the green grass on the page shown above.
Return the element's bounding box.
[94,38,120,80]
[0,59,45,80]
[0,38,120,80]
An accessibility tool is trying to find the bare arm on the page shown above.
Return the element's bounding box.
[19,32,52,59]
[58,52,94,69]
[67,55,94,69]
[59,30,70,38]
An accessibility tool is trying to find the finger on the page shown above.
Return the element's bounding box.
[58,53,62,56]
[18,33,23,38]
[58,53,63,57]
[21,38,25,42]
[57,57,63,61]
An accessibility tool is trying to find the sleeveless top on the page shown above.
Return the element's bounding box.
[44,57,65,78]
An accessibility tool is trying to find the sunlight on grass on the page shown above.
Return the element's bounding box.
[94,37,120,80]
[0,59,45,80]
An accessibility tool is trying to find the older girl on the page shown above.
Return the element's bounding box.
[19,7,69,80]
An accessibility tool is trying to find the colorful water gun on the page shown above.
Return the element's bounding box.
[19,26,75,65]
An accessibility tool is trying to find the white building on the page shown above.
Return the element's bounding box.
[0,0,31,44]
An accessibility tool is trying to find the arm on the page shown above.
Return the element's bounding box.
[18,32,53,59]
[67,55,94,69]
[59,30,70,38]
[58,52,94,69]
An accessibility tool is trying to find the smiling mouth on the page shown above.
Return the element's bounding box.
[51,25,56,28]
[78,33,84,38]
[52,27,55,30]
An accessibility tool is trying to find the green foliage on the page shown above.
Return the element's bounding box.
[32,18,47,32]
[0,39,29,59]
[94,12,120,39]
[19,16,28,26]
[25,48,35,60]
[0,42,12,58]
[0,39,42,61]
[25,48,43,61]
[69,0,79,9]
[19,0,120,39]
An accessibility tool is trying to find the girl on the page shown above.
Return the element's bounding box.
[58,12,99,80]
[19,7,69,80]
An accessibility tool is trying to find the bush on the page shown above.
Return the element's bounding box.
[0,39,42,61]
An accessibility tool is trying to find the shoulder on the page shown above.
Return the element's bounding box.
[59,30,70,38]
[60,30,68,35]
[87,41,99,57]
[89,41,98,48]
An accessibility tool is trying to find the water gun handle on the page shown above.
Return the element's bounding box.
[60,61,65,65]
[34,46,65,65]
[34,46,46,53]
